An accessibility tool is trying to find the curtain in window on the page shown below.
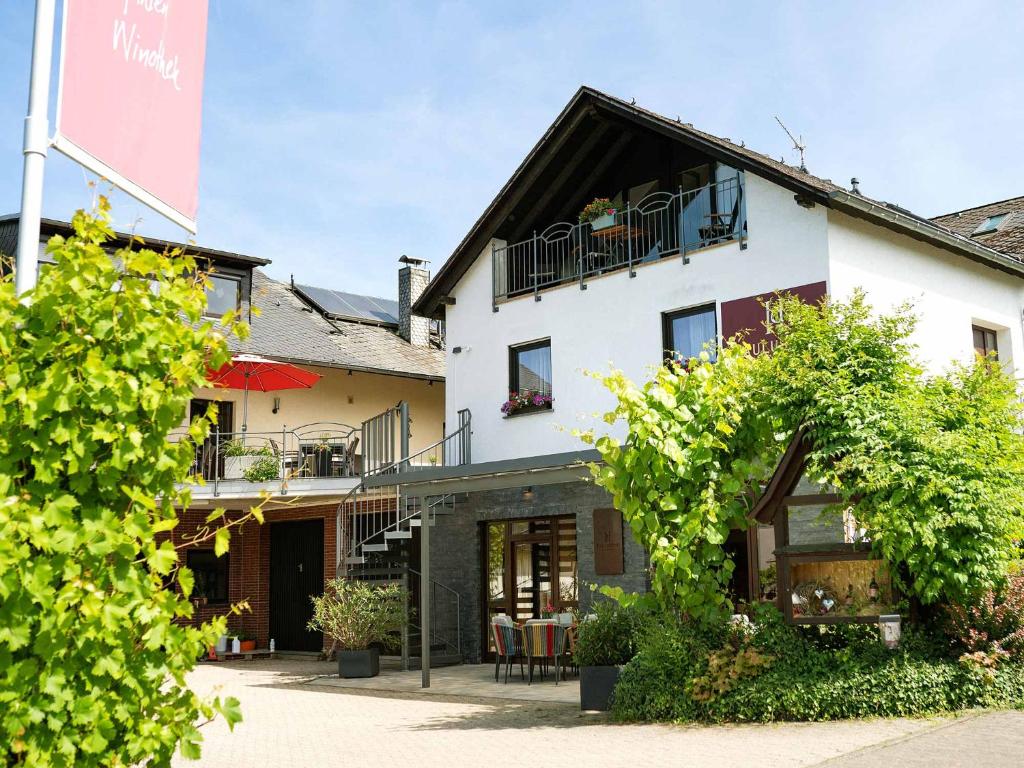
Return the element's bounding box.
[517,345,552,396]
[670,309,717,361]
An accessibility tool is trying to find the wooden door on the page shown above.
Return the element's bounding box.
[269,520,324,651]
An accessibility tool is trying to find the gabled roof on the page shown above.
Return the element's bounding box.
[931,196,1024,259]
[237,270,444,381]
[415,86,1024,317]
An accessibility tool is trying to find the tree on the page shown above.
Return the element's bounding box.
[0,202,260,766]
[583,291,1024,619]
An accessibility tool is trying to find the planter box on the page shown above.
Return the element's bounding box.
[223,455,262,480]
[239,639,256,652]
[589,212,616,231]
[338,647,380,678]
[580,665,620,711]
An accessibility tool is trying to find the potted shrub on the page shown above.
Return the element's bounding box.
[308,578,407,678]
[222,439,273,480]
[242,455,278,482]
[579,197,617,231]
[234,630,257,653]
[574,601,644,711]
[312,433,333,477]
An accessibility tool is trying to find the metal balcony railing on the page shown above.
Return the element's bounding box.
[169,421,359,486]
[492,173,746,307]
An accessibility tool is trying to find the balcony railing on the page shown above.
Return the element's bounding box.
[492,173,745,307]
[170,421,359,487]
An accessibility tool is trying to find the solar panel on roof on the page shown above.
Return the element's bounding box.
[294,284,399,325]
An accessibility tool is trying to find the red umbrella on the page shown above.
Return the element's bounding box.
[207,354,321,433]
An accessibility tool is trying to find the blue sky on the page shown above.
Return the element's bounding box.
[1,2,1022,299]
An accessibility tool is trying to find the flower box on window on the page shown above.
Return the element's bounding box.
[501,389,553,417]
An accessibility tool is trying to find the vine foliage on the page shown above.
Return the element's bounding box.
[582,291,1024,619]
[0,202,261,766]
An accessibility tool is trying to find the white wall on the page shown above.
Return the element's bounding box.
[827,211,1024,379]
[445,173,832,463]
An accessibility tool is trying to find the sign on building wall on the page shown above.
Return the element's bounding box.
[53,0,209,232]
[593,508,624,576]
[720,281,828,355]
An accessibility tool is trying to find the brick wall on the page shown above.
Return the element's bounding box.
[429,480,649,663]
[173,503,339,652]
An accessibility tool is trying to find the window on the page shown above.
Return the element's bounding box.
[972,213,1010,236]
[186,549,229,603]
[973,325,998,360]
[663,304,717,363]
[508,340,552,411]
[204,273,242,318]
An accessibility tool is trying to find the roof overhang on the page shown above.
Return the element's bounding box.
[364,449,600,494]
[413,86,831,318]
[0,213,272,268]
[828,192,1024,279]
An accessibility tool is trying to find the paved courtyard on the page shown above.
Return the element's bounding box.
[177,659,1024,768]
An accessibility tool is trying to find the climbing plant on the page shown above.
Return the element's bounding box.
[0,201,261,766]
[582,291,1024,619]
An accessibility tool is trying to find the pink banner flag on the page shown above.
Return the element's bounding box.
[53,0,209,232]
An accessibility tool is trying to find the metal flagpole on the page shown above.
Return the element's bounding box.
[15,0,57,297]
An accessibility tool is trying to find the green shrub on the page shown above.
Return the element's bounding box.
[242,456,278,482]
[612,606,1024,723]
[308,579,407,651]
[573,600,649,667]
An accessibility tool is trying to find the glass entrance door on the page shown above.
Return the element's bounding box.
[482,515,578,657]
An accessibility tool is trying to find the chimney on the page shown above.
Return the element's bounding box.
[398,255,430,347]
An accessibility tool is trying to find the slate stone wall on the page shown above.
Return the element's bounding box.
[429,480,649,663]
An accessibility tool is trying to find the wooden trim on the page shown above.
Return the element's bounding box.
[750,428,809,524]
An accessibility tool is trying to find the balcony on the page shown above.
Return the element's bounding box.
[492,173,745,307]
[171,422,361,499]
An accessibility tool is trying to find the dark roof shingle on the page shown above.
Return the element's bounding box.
[232,270,444,380]
[931,196,1024,259]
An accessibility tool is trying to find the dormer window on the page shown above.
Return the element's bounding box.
[972,213,1010,236]
[205,273,242,318]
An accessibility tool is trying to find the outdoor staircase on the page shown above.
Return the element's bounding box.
[334,403,472,668]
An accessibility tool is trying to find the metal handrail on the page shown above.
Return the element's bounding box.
[369,409,472,477]
[493,174,746,306]
[170,421,360,492]
[409,568,461,657]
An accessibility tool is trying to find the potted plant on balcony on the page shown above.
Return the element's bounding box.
[222,439,273,480]
[308,578,407,678]
[574,601,644,711]
[312,433,334,477]
[579,197,617,231]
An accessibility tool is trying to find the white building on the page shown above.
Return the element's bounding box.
[356,87,1024,663]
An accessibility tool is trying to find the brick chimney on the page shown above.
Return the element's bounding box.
[398,255,430,347]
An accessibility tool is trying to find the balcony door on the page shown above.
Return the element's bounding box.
[189,398,233,480]
[482,515,577,658]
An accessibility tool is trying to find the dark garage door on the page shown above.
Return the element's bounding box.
[269,519,324,651]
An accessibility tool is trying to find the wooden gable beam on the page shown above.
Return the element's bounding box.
[508,121,613,242]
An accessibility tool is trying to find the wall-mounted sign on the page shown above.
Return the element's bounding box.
[593,508,624,576]
[53,0,209,232]
[720,281,828,355]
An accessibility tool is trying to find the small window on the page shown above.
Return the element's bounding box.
[186,549,229,603]
[973,325,998,360]
[972,213,1010,236]
[663,304,717,364]
[508,340,552,411]
[204,273,242,318]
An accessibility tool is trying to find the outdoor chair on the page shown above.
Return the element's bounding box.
[491,616,523,684]
[522,621,568,685]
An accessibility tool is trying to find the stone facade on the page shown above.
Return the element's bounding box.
[429,480,649,663]
[398,262,431,347]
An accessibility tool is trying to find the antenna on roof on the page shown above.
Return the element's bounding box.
[774,115,807,172]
